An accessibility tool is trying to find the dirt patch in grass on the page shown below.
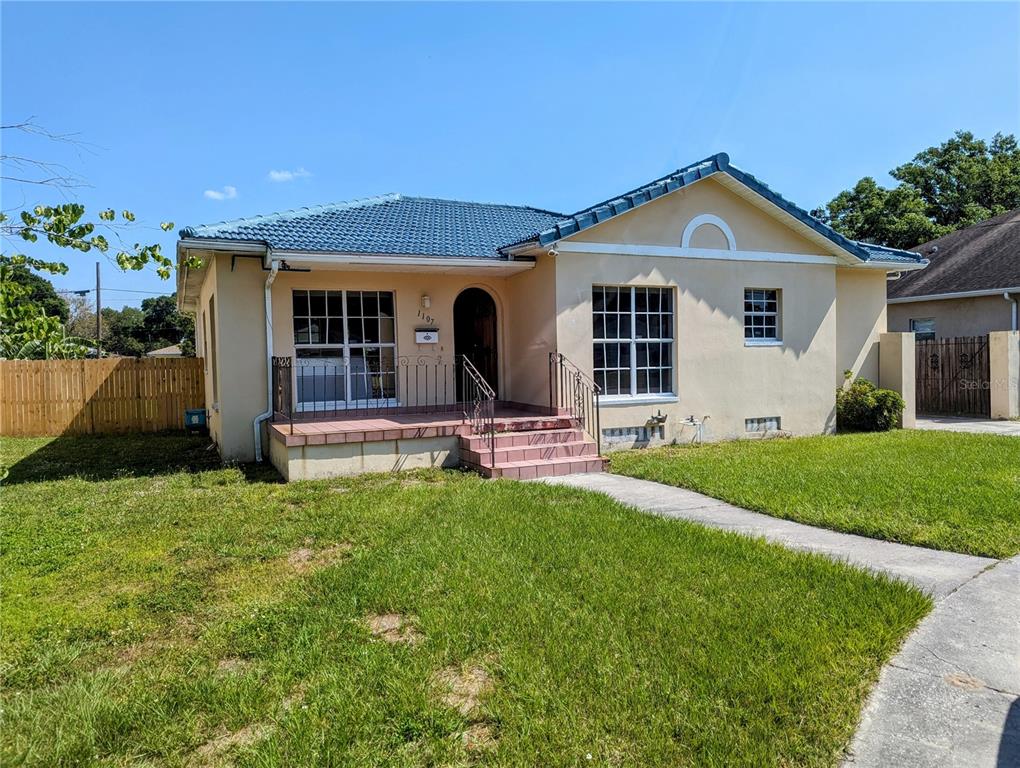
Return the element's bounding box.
[462,722,498,752]
[215,657,255,675]
[432,661,494,718]
[287,541,352,573]
[191,722,270,765]
[365,613,422,645]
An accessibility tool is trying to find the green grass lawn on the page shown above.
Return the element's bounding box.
[1,434,929,767]
[610,430,1020,559]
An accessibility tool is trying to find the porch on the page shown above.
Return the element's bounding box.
[267,354,604,481]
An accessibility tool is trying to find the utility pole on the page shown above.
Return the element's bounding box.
[95,261,102,357]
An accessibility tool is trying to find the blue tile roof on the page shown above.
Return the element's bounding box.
[180,155,924,266]
[179,194,566,259]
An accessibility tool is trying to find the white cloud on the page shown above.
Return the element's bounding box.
[204,185,238,201]
[267,167,311,183]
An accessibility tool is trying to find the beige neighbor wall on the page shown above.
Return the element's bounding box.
[888,295,1014,338]
[552,177,894,446]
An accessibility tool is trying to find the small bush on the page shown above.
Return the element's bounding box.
[836,372,905,432]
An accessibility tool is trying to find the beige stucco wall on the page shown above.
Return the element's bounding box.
[270,270,512,400]
[505,252,557,408]
[554,251,840,443]
[271,434,460,480]
[888,295,1014,338]
[210,255,270,462]
[836,269,887,385]
[196,257,220,446]
[570,176,823,256]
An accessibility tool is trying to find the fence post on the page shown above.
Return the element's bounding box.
[879,332,916,429]
[989,331,1020,419]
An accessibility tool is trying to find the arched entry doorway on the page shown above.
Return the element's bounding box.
[454,287,498,399]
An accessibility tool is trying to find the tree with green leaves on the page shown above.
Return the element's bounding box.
[1,119,199,359]
[813,131,1020,249]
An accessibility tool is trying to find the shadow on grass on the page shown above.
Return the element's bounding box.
[2,433,282,485]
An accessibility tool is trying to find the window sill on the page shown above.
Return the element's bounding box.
[600,394,678,406]
[744,339,783,347]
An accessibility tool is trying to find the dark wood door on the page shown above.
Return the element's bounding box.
[454,288,498,399]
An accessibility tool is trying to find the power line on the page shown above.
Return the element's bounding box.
[57,287,172,296]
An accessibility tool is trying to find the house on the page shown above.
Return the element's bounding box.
[887,208,1019,339]
[146,344,184,358]
[176,153,925,480]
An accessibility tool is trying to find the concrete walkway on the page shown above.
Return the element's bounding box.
[916,416,1020,437]
[541,473,1018,768]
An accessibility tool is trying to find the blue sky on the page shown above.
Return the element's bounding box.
[2,1,1018,307]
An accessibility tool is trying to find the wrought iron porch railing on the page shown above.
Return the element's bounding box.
[272,354,457,428]
[549,352,602,455]
[460,354,496,467]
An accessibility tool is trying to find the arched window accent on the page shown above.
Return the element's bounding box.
[681,213,737,250]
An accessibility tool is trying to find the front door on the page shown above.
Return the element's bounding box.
[454,287,498,399]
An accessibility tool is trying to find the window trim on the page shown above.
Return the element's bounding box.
[743,287,782,346]
[592,285,676,399]
[292,288,398,409]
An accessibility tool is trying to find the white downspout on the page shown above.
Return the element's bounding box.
[253,256,281,462]
[1005,291,1018,331]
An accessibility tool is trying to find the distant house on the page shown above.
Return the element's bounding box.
[146,344,183,358]
[176,153,924,477]
[887,209,1020,339]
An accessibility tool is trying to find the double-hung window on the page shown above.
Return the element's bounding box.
[593,286,674,398]
[292,289,396,408]
[744,288,781,343]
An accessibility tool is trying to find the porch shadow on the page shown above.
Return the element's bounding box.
[2,433,281,485]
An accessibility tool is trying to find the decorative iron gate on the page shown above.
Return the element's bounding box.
[915,336,991,417]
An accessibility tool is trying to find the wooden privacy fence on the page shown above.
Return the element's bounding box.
[0,358,205,436]
[915,336,991,418]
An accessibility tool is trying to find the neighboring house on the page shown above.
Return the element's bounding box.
[176,153,924,478]
[887,209,1020,339]
[146,344,183,358]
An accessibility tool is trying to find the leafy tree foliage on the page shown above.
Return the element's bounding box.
[2,259,70,322]
[95,295,194,358]
[1,120,200,359]
[813,131,1020,249]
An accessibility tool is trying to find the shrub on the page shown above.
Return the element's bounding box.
[836,372,905,432]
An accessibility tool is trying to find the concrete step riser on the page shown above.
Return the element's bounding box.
[461,430,586,450]
[462,442,596,466]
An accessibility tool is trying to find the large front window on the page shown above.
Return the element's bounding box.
[292,289,396,408]
[593,286,674,397]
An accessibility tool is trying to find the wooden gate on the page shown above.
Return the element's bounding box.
[915,336,991,417]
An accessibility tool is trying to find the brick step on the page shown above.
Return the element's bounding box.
[464,455,608,480]
[461,428,586,451]
[491,416,576,432]
[462,440,596,466]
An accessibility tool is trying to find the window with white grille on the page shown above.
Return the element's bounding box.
[593,286,674,397]
[292,290,396,407]
[744,288,781,342]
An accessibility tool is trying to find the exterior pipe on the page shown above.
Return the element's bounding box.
[253,256,281,462]
[1005,291,1018,331]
